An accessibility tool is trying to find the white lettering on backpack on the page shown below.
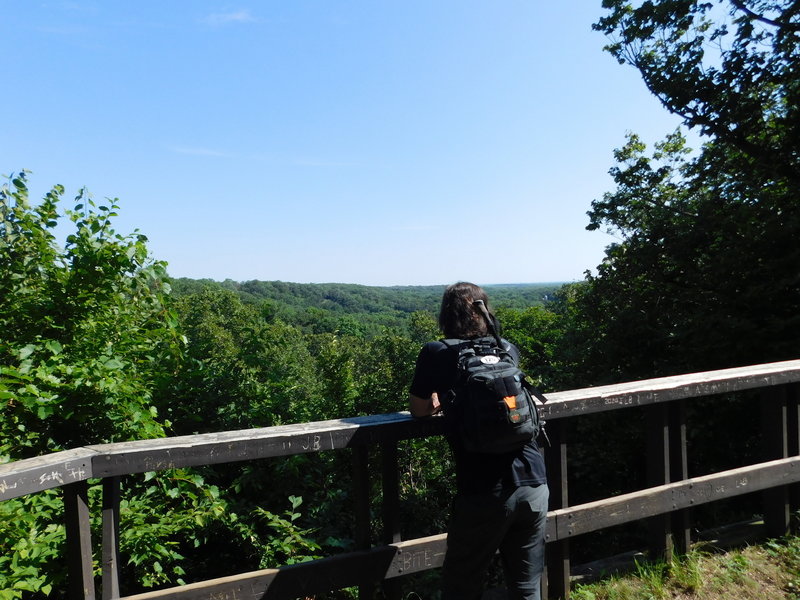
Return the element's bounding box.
[480,356,500,365]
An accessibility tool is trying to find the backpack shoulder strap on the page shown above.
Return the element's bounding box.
[441,338,471,351]
[521,378,549,404]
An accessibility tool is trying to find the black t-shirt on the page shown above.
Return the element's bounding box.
[409,339,548,494]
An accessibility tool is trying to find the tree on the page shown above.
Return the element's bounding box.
[544,3,800,549]
[575,1,800,380]
[1,171,179,455]
[165,288,326,433]
[0,172,230,597]
[595,0,799,190]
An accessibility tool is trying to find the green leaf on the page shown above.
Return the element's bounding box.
[44,340,62,355]
[37,405,54,420]
[104,358,124,369]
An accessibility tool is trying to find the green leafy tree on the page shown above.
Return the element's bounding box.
[408,310,439,346]
[595,0,799,190]
[497,306,562,389]
[166,288,325,433]
[541,2,800,555]
[314,334,360,417]
[574,1,800,380]
[0,172,232,597]
[1,171,178,455]
[577,128,799,380]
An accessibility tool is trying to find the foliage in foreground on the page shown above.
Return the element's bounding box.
[0,174,238,597]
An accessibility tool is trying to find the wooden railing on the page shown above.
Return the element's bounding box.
[2,359,800,600]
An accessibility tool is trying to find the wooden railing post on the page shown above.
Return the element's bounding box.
[64,480,95,600]
[789,384,800,530]
[761,385,790,537]
[544,419,570,600]
[102,477,122,600]
[647,403,673,561]
[669,399,691,554]
[381,441,402,600]
[352,445,374,599]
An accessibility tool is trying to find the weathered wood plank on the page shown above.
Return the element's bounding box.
[0,448,97,501]
[554,456,800,539]
[540,359,800,420]
[90,413,446,477]
[118,536,449,600]
[646,403,672,561]
[387,534,448,577]
[380,442,403,600]
[102,477,122,600]
[788,384,800,524]
[3,360,800,498]
[761,385,791,536]
[65,481,95,600]
[669,399,691,554]
[352,445,373,600]
[544,419,570,600]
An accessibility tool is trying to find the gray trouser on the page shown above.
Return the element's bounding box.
[442,484,549,600]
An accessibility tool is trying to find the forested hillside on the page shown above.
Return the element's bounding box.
[168,278,559,337]
[2,1,799,598]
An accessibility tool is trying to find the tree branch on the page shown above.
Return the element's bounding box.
[729,0,800,31]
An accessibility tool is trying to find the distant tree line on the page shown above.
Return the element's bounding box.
[168,278,558,339]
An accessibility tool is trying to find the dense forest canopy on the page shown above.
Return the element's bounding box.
[169,277,560,337]
[2,1,799,597]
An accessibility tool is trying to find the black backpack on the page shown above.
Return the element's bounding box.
[441,305,546,454]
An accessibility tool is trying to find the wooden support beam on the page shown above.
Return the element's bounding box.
[102,477,122,600]
[788,384,800,528]
[380,441,402,600]
[553,456,800,538]
[646,403,673,561]
[544,419,570,600]
[352,445,373,599]
[64,481,95,600]
[669,399,691,554]
[381,441,401,545]
[761,385,790,537]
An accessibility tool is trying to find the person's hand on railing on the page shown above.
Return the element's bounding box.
[409,391,442,417]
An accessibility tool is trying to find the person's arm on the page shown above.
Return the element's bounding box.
[409,391,441,417]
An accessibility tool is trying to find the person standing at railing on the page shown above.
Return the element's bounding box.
[409,281,549,600]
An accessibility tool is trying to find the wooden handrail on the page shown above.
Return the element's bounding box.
[4,359,800,500]
[2,358,800,600]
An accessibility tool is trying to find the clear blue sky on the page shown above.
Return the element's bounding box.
[2,2,687,286]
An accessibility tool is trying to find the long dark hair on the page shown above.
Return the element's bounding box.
[438,282,496,339]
